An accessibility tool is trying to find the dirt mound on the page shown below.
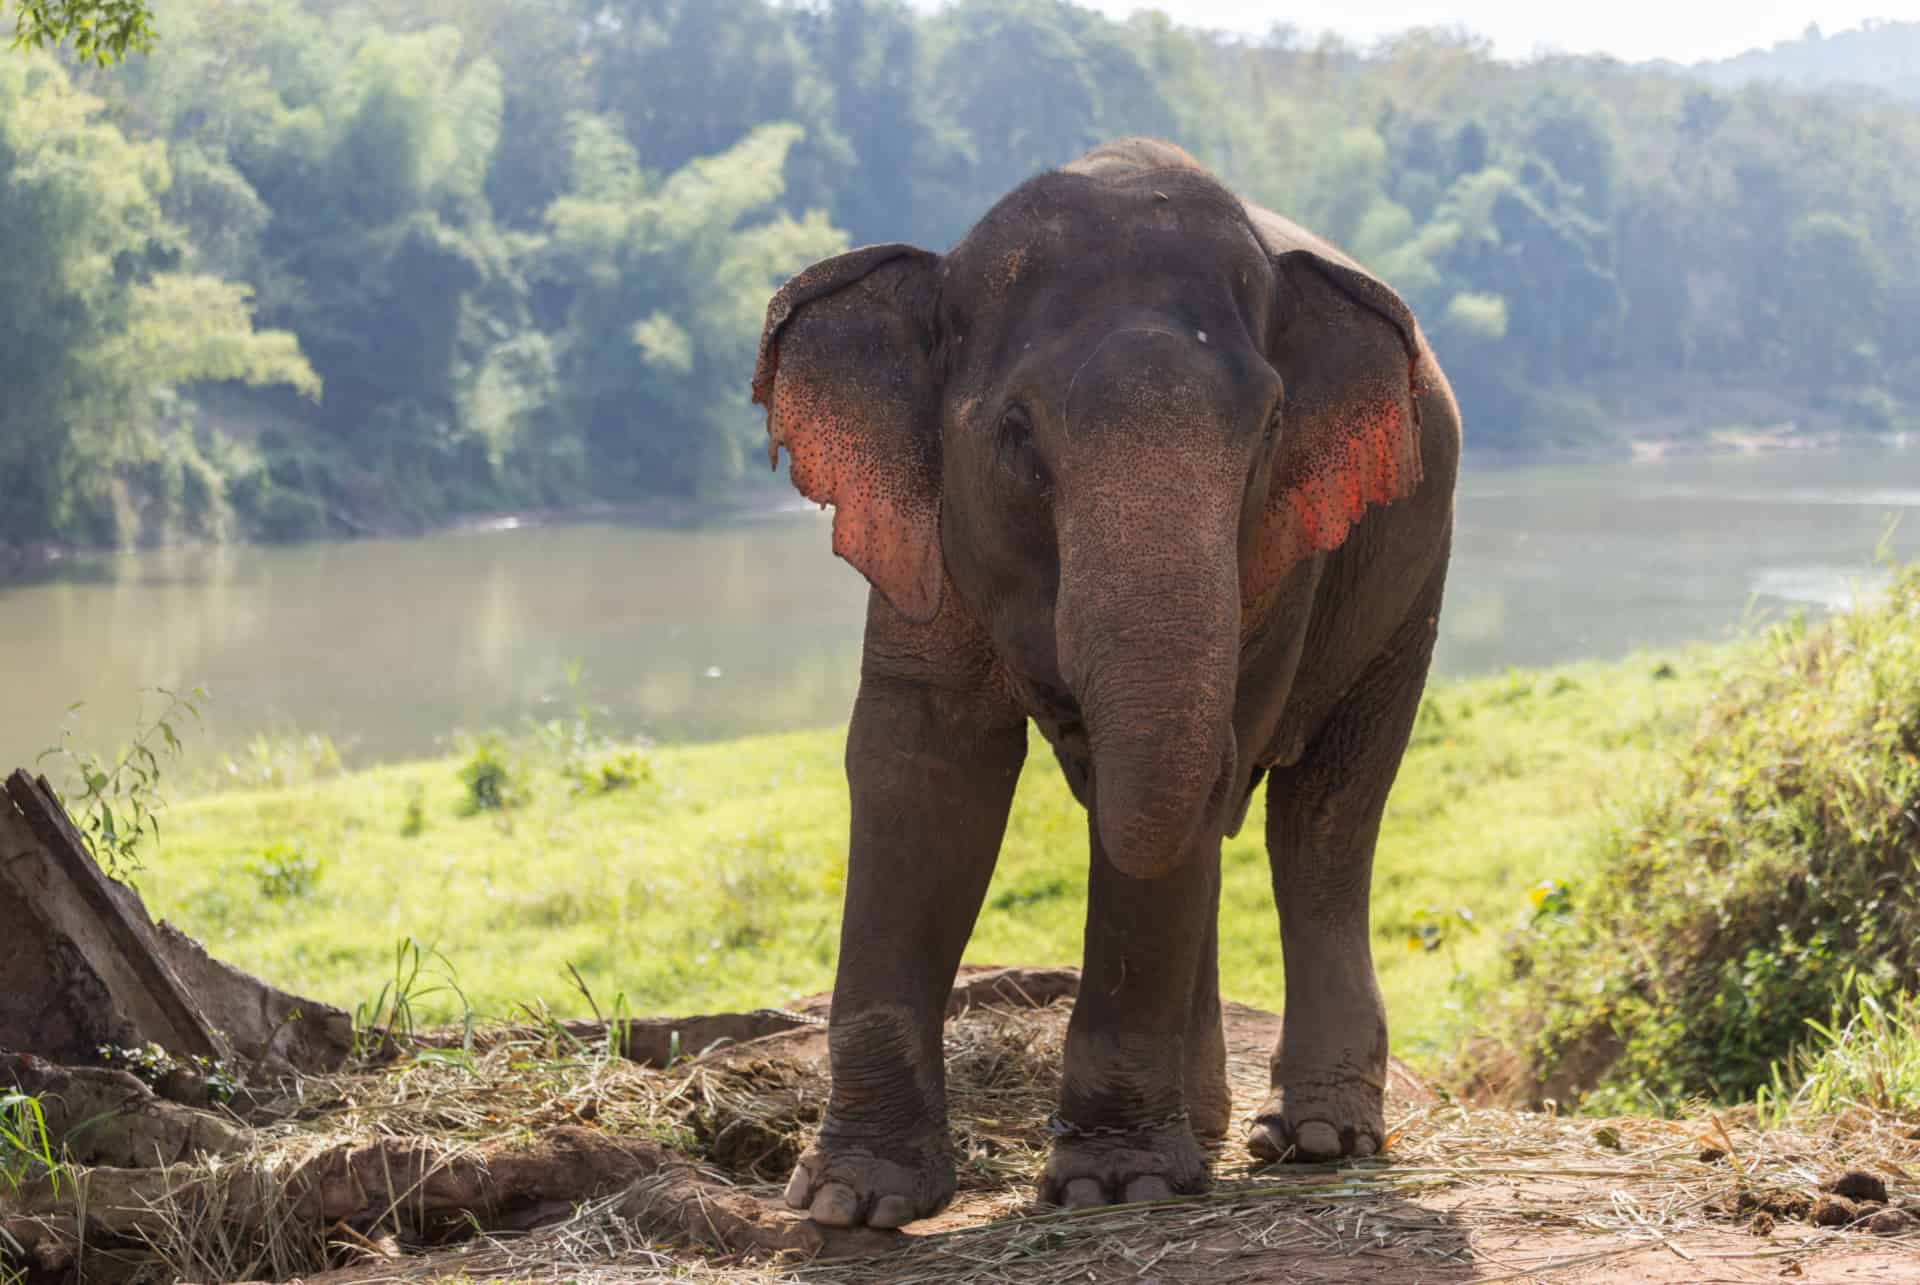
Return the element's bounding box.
[7,966,1917,1284]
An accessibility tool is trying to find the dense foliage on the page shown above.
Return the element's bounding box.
[6,1,1920,549]
[1489,569,1920,1110]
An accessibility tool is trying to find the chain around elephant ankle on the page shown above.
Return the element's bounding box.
[1046,1107,1191,1140]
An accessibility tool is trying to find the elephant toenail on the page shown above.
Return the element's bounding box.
[1123,1175,1173,1204]
[1247,1120,1291,1162]
[1062,1177,1107,1208]
[1352,1133,1378,1159]
[809,1182,860,1226]
[783,1163,813,1210]
[870,1194,916,1229]
[1294,1121,1341,1158]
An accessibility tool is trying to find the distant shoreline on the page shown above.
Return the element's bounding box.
[3,431,1911,584]
[1457,426,1911,469]
[0,486,810,585]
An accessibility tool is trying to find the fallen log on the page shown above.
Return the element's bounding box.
[1,1123,892,1275]
[1,1125,664,1271]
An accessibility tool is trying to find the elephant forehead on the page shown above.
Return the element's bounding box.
[1059,326,1221,425]
[949,174,1268,305]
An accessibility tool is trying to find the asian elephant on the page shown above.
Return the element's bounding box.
[751,138,1459,1227]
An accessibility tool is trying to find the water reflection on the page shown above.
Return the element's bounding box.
[3,446,1918,768]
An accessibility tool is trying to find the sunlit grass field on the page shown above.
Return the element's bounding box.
[135,649,1724,1071]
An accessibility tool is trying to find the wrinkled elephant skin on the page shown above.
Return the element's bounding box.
[751,138,1460,1226]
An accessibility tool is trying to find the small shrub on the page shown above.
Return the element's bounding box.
[1488,670,1534,706]
[531,660,603,782]
[246,840,323,901]
[400,787,427,837]
[96,1044,239,1104]
[1399,905,1479,954]
[570,747,653,796]
[37,686,206,881]
[456,734,525,814]
[220,731,345,790]
[1528,879,1574,923]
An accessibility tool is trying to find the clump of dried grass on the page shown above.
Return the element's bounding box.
[943,1000,1068,1194]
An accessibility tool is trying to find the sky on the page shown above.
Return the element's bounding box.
[936,2,1920,65]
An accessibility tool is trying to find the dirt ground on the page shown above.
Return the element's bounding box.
[7,968,1917,1284]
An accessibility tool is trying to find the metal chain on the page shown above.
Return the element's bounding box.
[753,1007,830,1028]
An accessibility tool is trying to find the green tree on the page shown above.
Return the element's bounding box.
[579,0,849,218]
[795,0,941,244]
[1782,212,1886,381]
[8,0,153,64]
[920,0,1170,243]
[533,119,847,496]
[0,51,314,545]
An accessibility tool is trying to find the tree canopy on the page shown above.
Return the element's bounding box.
[4,0,1919,550]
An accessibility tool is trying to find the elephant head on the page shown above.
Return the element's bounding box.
[753,158,1423,879]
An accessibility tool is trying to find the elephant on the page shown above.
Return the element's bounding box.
[750,137,1460,1227]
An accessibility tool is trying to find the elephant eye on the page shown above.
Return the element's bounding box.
[996,406,1049,492]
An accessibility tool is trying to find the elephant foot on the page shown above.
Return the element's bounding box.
[1246,1079,1385,1163]
[1039,1120,1210,1208]
[783,1134,955,1229]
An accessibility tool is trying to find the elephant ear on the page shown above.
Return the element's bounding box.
[752,244,945,623]
[1250,249,1425,598]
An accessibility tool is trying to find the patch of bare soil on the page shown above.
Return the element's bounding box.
[7,968,1916,1285]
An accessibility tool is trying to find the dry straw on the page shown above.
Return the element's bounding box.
[7,998,1915,1283]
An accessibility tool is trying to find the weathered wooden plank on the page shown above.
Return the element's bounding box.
[0,770,223,1065]
[0,769,353,1074]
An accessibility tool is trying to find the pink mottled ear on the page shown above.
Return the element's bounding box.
[1248,251,1426,599]
[752,244,945,623]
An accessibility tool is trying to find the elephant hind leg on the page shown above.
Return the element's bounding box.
[1251,575,1443,1163]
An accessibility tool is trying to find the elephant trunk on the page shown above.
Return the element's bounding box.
[1056,498,1241,881]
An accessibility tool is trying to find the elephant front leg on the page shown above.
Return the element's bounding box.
[1042,823,1217,1207]
[785,670,1027,1228]
[1251,597,1440,1164]
[1184,856,1231,1141]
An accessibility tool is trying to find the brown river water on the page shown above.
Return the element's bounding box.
[2,446,1914,770]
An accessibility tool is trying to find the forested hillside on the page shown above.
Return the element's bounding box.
[1691,19,1920,102]
[5,0,1920,552]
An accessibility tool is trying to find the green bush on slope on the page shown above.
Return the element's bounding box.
[1490,569,1920,1111]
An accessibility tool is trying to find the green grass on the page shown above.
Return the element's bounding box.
[133,650,1723,1069]
[1764,989,1920,1120]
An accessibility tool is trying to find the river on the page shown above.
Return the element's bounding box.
[1,446,1912,771]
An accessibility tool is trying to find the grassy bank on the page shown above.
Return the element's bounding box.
[127,649,1721,1068]
[1483,569,1920,1112]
